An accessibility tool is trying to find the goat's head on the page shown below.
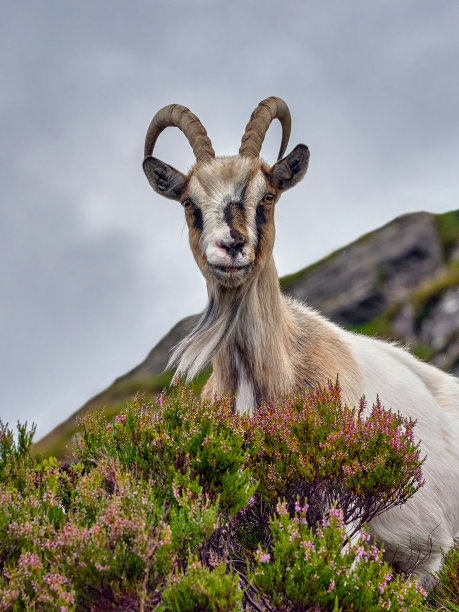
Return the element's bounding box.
[143,97,309,288]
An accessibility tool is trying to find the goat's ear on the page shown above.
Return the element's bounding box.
[143,157,188,201]
[268,144,309,192]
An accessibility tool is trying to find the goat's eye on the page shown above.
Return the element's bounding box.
[182,199,194,209]
[263,193,275,204]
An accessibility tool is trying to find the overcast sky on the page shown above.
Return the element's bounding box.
[1,1,459,439]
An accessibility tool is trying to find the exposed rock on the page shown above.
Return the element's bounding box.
[419,287,459,351]
[287,212,444,326]
[392,304,416,343]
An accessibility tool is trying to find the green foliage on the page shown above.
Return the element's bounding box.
[431,545,459,611]
[74,387,255,516]
[160,561,243,612]
[350,310,396,339]
[33,368,211,461]
[0,421,36,489]
[0,389,254,610]
[435,210,459,260]
[249,502,426,611]
[411,264,459,322]
[0,384,434,610]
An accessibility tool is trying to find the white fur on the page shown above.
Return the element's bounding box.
[337,322,459,581]
[233,351,255,413]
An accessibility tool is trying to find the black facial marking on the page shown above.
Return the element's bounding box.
[193,207,203,231]
[223,203,234,227]
[229,227,245,245]
[255,203,267,256]
[223,200,246,229]
[235,200,245,215]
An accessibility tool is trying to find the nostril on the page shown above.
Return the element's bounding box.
[219,233,246,255]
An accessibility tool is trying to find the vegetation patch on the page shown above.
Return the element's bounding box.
[0,383,439,610]
[411,264,459,325]
[350,310,397,340]
[432,545,459,610]
[435,210,459,261]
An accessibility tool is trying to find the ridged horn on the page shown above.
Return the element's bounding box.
[144,104,215,162]
[239,96,291,160]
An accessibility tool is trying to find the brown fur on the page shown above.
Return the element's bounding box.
[200,254,363,409]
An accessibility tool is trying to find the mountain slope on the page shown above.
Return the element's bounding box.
[34,209,459,458]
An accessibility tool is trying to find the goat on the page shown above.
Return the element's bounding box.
[143,97,459,584]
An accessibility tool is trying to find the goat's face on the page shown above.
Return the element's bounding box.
[143,98,309,288]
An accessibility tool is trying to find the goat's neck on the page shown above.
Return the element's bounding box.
[211,255,295,409]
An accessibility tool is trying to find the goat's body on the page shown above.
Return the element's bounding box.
[200,255,459,583]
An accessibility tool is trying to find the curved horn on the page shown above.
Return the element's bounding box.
[239,96,291,160]
[144,104,215,162]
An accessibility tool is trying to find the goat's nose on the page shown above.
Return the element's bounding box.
[219,231,246,256]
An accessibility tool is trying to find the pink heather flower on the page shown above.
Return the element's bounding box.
[18,552,43,575]
[330,507,343,521]
[172,483,180,501]
[276,501,288,517]
[94,562,110,572]
[160,524,172,546]
[189,559,202,570]
[327,579,335,593]
[43,573,68,594]
[255,548,271,563]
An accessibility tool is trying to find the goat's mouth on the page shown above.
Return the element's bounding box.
[209,262,254,285]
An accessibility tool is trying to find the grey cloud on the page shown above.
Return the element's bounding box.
[1,0,458,437]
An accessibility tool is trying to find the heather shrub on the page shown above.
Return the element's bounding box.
[2,457,187,609]
[430,545,459,610]
[246,382,425,532]
[0,407,248,610]
[0,383,432,610]
[248,501,426,611]
[75,389,255,516]
[160,561,243,612]
[0,421,36,489]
